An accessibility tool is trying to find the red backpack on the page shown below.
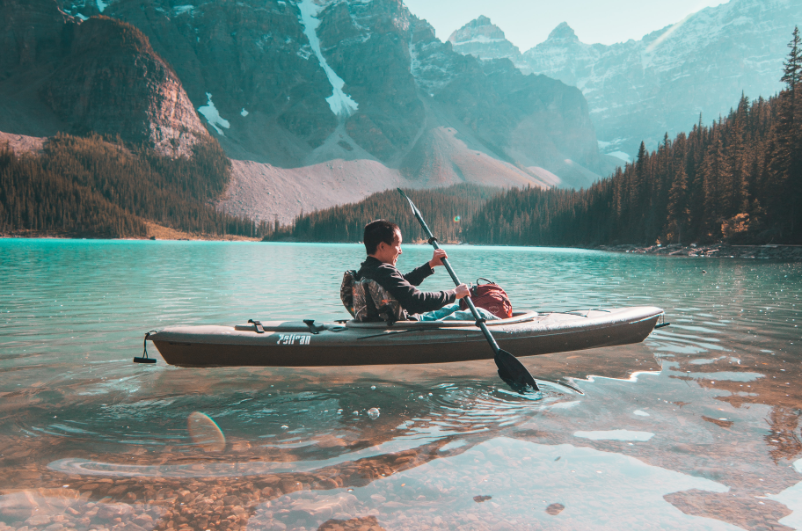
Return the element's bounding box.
[459,278,513,319]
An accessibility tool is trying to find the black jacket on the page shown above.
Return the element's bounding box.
[357,256,456,316]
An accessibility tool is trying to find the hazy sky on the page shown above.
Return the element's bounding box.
[403,0,729,50]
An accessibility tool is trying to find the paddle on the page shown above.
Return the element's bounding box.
[397,189,539,393]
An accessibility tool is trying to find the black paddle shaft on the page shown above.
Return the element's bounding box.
[403,203,499,351]
[397,189,538,392]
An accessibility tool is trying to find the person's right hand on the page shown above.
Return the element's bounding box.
[455,284,470,299]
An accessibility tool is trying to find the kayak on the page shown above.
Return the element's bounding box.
[143,306,666,367]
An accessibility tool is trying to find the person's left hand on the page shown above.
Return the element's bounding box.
[429,248,448,268]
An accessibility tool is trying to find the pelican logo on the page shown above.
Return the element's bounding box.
[278,334,311,346]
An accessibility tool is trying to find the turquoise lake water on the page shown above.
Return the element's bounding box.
[0,239,801,531]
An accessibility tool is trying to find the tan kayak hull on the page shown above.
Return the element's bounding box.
[149,307,664,367]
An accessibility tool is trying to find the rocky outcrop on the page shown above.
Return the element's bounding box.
[0,0,70,77]
[317,0,426,163]
[69,0,339,166]
[0,0,208,155]
[42,16,209,156]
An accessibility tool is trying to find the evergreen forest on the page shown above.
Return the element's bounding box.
[0,134,266,238]
[263,184,498,243]
[464,29,802,246]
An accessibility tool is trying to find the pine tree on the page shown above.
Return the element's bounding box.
[781,26,801,95]
[786,27,802,237]
[666,163,689,244]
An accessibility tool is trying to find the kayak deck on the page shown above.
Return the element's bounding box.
[147,307,665,367]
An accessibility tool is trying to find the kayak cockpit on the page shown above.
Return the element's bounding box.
[344,310,539,329]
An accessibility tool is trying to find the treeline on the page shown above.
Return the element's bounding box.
[0,133,268,238]
[264,184,498,243]
[465,29,802,247]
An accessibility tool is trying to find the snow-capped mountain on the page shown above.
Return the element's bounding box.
[450,0,802,159]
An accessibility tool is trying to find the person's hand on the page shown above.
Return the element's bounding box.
[454,284,470,299]
[429,249,448,268]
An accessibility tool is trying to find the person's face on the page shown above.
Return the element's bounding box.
[376,230,403,266]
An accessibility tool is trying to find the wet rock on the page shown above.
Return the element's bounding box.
[317,515,385,531]
[473,495,492,503]
[546,503,565,515]
[665,490,793,530]
[279,480,304,494]
[702,416,734,429]
[25,515,51,526]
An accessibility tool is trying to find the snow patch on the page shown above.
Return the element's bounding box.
[297,0,359,118]
[297,44,313,61]
[198,93,230,136]
[453,36,506,45]
[240,108,249,117]
[607,151,632,163]
[173,5,194,15]
[75,13,89,20]
[574,430,654,442]
[96,0,107,13]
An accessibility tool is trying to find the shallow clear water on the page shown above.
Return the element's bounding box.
[0,239,801,531]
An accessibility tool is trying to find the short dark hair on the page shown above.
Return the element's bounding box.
[364,220,400,255]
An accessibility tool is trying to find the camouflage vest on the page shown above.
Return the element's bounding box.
[340,270,404,324]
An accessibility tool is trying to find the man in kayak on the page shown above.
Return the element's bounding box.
[355,220,482,321]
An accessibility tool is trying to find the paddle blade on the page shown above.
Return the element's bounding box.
[495,350,539,393]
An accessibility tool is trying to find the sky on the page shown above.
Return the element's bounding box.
[402,0,729,50]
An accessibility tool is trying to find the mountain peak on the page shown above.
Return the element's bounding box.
[473,15,492,27]
[547,22,579,43]
[448,15,507,44]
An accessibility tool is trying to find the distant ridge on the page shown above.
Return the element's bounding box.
[449,0,802,158]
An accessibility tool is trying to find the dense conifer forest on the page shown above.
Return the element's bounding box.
[263,184,498,243]
[0,134,265,238]
[465,30,802,246]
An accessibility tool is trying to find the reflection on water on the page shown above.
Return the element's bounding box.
[0,239,801,530]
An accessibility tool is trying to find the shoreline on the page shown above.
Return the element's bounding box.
[3,232,802,260]
[0,222,260,242]
[597,243,802,261]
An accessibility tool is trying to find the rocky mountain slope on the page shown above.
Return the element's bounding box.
[449,0,802,159]
[3,0,614,224]
[0,0,208,156]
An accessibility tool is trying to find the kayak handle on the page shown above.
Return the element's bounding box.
[134,331,158,364]
[248,319,265,333]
